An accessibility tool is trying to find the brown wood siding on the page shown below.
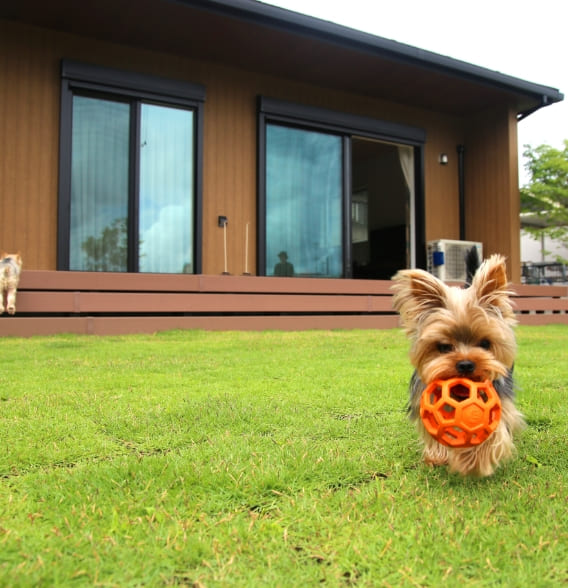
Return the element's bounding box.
[464,107,521,281]
[0,21,60,268]
[1,18,519,278]
[423,119,465,242]
[202,72,257,275]
[507,108,521,278]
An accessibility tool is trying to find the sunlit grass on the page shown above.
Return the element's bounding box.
[0,326,566,585]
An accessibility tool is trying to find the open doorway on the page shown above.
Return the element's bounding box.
[351,137,414,279]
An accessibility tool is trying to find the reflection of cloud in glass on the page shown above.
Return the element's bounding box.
[140,205,191,273]
[69,97,195,273]
[138,104,194,273]
[266,124,342,277]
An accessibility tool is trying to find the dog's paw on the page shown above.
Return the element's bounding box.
[423,444,449,467]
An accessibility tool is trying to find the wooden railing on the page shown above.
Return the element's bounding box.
[1,271,567,336]
[512,283,568,325]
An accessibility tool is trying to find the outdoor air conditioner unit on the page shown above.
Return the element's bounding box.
[427,239,483,282]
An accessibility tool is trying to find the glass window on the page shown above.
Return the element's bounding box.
[139,104,194,273]
[70,96,130,271]
[265,124,343,277]
[59,61,204,273]
[259,98,425,278]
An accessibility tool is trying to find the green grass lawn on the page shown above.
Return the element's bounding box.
[0,326,566,586]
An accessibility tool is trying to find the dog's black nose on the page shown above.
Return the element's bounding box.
[456,360,476,374]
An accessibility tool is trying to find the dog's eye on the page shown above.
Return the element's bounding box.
[437,343,453,354]
[478,339,491,350]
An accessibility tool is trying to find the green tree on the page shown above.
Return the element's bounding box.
[81,218,128,271]
[520,141,568,262]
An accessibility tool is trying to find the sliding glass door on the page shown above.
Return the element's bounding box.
[69,98,195,273]
[70,95,130,272]
[259,98,424,278]
[59,60,205,274]
[138,104,194,273]
[265,125,343,277]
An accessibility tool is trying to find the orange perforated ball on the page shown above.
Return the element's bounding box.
[420,378,501,448]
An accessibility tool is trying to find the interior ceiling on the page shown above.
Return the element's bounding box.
[0,0,546,116]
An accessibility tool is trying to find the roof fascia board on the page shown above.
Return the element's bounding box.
[174,0,563,108]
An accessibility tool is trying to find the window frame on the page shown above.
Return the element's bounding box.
[58,60,205,273]
[257,97,426,277]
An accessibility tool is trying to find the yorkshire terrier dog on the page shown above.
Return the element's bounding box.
[0,252,22,315]
[392,250,524,477]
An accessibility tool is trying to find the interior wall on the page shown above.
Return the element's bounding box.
[351,140,408,278]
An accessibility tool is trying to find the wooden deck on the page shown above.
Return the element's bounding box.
[1,271,567,336]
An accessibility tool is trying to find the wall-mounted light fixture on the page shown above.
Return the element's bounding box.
[439,153,449,165]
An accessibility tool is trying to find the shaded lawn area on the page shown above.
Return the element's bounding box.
[0,326,567,586]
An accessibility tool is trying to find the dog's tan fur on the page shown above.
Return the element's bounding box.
[0,252,22,315]
[392,254,525,476]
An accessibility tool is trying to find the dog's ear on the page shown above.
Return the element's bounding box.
[471,255,515,317]
[392,269,448,330]
[392,269,448,311]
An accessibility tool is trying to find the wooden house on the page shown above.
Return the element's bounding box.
[1,0,566,335]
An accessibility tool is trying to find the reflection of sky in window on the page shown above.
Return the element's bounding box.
[70,97,194,273]
[266,124,342,277]
[139,104,194,273]
[70,96,129,270]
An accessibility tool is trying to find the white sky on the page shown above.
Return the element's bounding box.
[262,0,567,185]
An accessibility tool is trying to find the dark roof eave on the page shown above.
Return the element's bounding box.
[179,0,564,116]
